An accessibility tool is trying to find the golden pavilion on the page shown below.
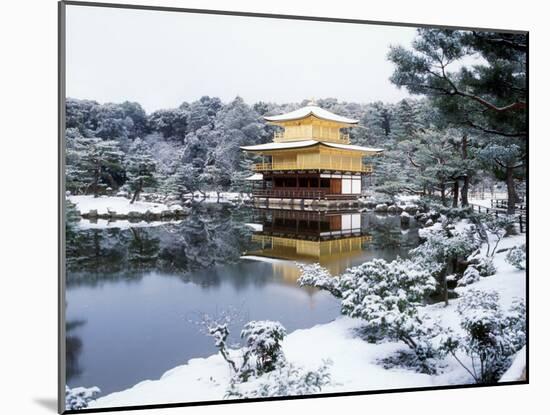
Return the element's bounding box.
[241,103,383,204]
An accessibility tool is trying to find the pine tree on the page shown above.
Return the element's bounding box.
[166,163,201,200]
[66,134,125,197]
[125,138,157,203]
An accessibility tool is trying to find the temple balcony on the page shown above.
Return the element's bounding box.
[252,162,373,174]
[273,131,351,144]
[251,189,360,200]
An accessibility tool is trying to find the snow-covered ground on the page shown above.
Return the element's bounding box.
[69,195,170,215]
[90,231,526,410]
[470,198,494,209]
[76,218,182,230]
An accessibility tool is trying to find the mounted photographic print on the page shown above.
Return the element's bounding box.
[59,1,528,413]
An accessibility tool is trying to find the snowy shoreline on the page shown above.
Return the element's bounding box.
[89,232,526,409]
[68,195,190,229]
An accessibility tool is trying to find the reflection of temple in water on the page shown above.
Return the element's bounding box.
[243,208,372,281]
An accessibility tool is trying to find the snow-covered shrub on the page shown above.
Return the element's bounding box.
[457,266,480,287]
[226,360,332,399]
[474,256,497,277]
[241,321,286,375]
[414,224,479,263]
[439,206,474,220]
[205,317,289,383]
[439,290,526,383]
[65,385,100,410]
[299,258,440,372]
[506,245,526,270]
[411,225,480,302]
[297,263,342,297]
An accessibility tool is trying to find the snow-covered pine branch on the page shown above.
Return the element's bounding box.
[297,263,342,298]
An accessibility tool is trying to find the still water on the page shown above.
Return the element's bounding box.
[65,205,420,396]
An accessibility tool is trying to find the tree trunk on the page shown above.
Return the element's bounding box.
[461,176,469,207]
[506,166,518,214]
[439,266,449,307]
[130,179,143,204]
[440,182,447,206]
[461,135,470,207]
[452,180,459,208]
[93,163,101,197]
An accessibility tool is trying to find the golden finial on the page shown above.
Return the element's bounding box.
[307,97,317,106]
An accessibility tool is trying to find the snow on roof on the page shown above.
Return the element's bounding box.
[264,106,358,124]
[241,140,383,154]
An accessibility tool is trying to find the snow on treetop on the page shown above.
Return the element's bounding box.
[264,105,359,125]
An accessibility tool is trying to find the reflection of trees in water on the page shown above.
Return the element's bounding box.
[66,319,86,381]
[66,227,130,274]
[128,228,160,268]
[66,205,253,287]
[362,213,419,254]
[65,208,420,289]
[159,205,252,271]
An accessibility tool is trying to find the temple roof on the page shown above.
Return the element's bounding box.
[240,140,383,154]
[264,105,359,125]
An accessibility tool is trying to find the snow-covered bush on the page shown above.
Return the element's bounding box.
[439,206,474,220]
[412,225,479,268]
[203,316,332,397]
[241,321,287,375]
[411,225,480,303]
[474,256,497,277]
[505,245,526,270]
[65,385,100,410]
[205,318,289,383]
[299,258,440,372]
[457,266,480,287]
[226,360,332,399]
[439,290,526,383]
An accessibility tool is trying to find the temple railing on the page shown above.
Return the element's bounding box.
[252,163,373,173]
[252,189,359,200]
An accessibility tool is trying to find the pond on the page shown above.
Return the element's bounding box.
[65,205,420,396]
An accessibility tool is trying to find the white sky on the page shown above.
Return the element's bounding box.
[66,5,417,113]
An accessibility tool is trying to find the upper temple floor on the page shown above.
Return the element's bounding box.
[264,105,358,144]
